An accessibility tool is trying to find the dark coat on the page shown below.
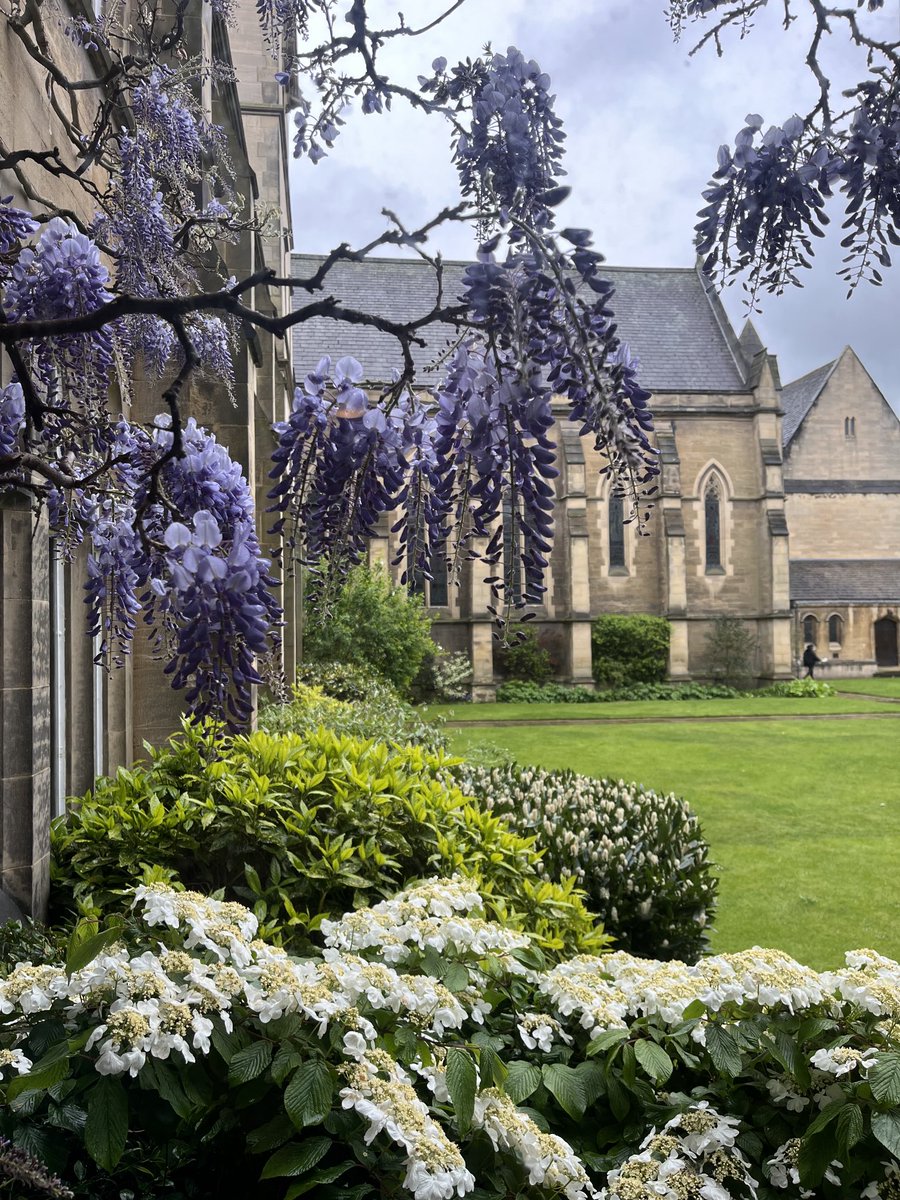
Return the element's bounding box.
[802,645,819,668]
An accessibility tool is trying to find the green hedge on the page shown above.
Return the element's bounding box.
[591,613,670,686]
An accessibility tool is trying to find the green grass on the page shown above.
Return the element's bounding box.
[449,716,900,970]
[434,695,891,723]
[833,676,900,697]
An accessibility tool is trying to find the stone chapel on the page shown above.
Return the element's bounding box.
[291,255,900,695]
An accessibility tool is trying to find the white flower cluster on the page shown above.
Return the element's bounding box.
[766,1138,840,1196]
[321,878,531,963]
[862,1163,900,1200]
[603,1103,757,1200]
[538,946,839,1043]
[824,947,900,1022]
[458,764,713,941]
[474,1088,599,1200]
[517,1011,572,1052]
[0,1047,32,1076]
[340,1048,475,1200]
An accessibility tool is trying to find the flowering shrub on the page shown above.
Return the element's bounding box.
[495,628,555,684]
[259,681,448,754]
[50,724,604,956]
[2,880,900,1200]
[455,764,717,962]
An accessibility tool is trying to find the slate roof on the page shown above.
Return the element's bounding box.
[291,255,749,393]
[790,560,900,604]
[780,360,836,446]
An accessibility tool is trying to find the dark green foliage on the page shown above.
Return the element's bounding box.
[0,921,66,973]
[303,563,437,695]
[457,762,717,961]
[50,722,604,957]
[704,616,757,687]
[591,614,670,686]
[495,627,554,684]
[495,680,740,703]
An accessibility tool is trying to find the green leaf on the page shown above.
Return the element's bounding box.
[260,1137,332,1179]
[247,1112,295,1154]
[503,1061,542,1104]
[705,1024,743,1077]
[285,1162,353,1199]
[65,921,124,976]
[442,962,470,993]
[585,1028,629,1056]
[446,1047,477,1132]
[84,1077,128,1172]
[284,1060,334,1129]
[873,1111,900,1159]
[575,1061,606,1107]
[634,1040,674,1084]
[6,1056,71,1102]
[835,1104,863,1156]
[797,1132,835,1190]
[871,1052,900,1105]
[477,1045,507,1089]
[228,1040,273,1085]
[542,1063,586,1120]
[805,1099,845,1136]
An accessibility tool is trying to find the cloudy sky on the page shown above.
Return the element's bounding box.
[289,0,899,407]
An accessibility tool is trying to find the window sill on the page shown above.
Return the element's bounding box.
[705,566,726,576]
[608,566,629,577]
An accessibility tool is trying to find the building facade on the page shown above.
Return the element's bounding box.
[0,0,295,917]
[291,255,802,695]
[782,348,900,674]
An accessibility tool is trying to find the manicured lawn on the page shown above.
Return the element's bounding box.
[449,715,900,970]
[434,695,891,722]
[834,676,900,697]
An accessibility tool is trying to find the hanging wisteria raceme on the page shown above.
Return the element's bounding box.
[140,419,281,725]
[670,1,897,297]
[269,356,442,602]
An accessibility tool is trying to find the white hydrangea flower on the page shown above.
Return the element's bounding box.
[0,1047,32,1076]
[810,1045,877,1076]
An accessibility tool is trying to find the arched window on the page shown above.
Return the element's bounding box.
[609,491,626,570]
[828,613,843,645]
[704,478,722,571]
[845,416,856,437]
[803,614,818,645]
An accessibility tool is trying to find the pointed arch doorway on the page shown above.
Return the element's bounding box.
[874,616,899,667]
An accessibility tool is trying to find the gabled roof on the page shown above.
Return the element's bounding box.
[790,560,900,604]
[290,255,750,393]
[780,360,837,446]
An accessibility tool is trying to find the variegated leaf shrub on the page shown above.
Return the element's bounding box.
[2,879,900,1200]
[456,764,717,963]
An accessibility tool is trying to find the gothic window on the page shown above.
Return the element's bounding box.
[844,416,856,437]
[828,613,843,645]
[609,490,626,570]
[803,614,818,645]
[704,478,722,571]
[408,549,449,608]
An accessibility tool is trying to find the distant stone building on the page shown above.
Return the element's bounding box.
[782,348,900,674]
[291,256,805,696]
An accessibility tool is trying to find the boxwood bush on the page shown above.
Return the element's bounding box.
[591,613,670,686]
[50,723,605,958]
[455,762,717,962]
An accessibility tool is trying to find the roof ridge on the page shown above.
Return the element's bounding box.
[290,252,700,274]
[782,358,837,392]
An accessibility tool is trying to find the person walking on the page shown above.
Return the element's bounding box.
[802,643,822,679]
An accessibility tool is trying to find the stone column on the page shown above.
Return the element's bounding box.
[468,537,495,702]
[0,496,51,917]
